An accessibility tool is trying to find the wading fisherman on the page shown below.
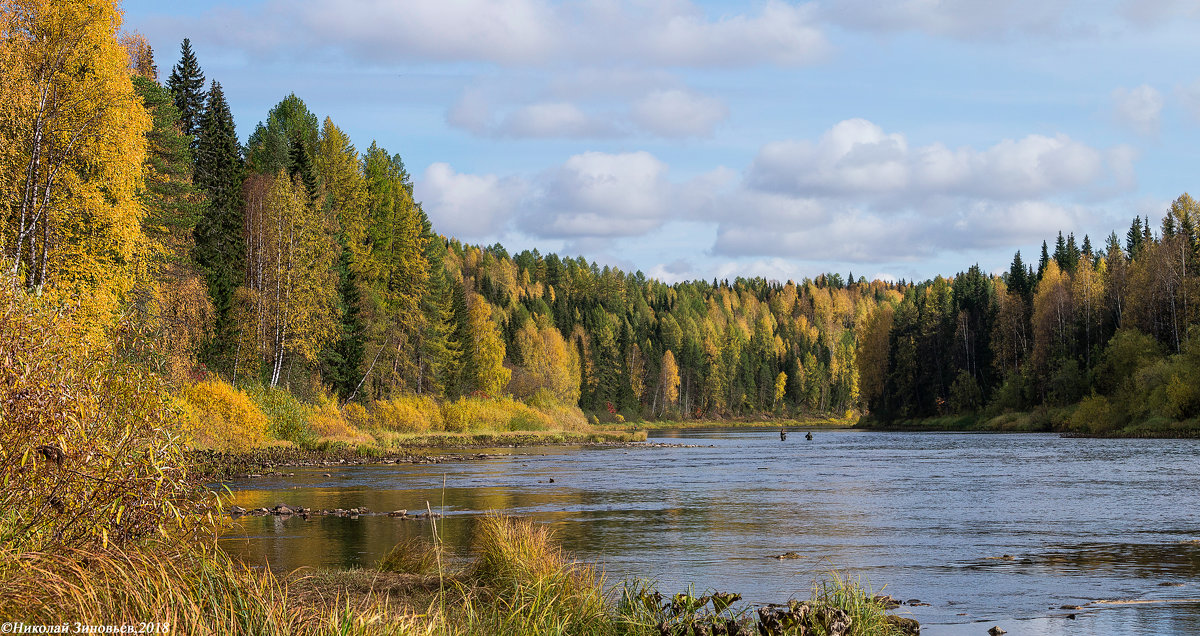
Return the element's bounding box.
[780,428,787,441]
[805,431,813,441]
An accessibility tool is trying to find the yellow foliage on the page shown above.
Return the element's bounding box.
[343,402,370,430]
[180,380,269,452]
[440,397,557,433]
[370,395,443,433]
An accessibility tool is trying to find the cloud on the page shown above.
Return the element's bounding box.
[447,85,728,139]
[1112,84,1163,136]
[818,0,1081,39]
[746,118,1135,201]
[420,120,1137,271]
[630,89,729,137]
[525,151,674,237]
[172,0,828,68]
[1119,0,1200,26]
[415,163,527,240]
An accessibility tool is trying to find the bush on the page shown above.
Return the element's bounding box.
[371,395,443,433]
[181,380,270,452]
[440,397,555,433]
[0,266,209,552]
[307,397,373,445]
[1069,395,1121,434]
[246,385,314,446]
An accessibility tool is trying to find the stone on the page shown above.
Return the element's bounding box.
[873,595,902,609]
[1059,605,1081,610]
[230,505,246,515]
[775,551,804,560]
[886,615,921,635]
[388,510,408,517]
[988,627,1006,635]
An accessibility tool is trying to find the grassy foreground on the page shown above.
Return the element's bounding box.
[0,514,915,636]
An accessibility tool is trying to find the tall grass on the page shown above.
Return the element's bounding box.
[454,514,613,635]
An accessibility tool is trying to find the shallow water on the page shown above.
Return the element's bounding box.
[220,429,1200,634]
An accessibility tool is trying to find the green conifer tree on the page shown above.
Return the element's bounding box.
[166,38,206,152]
[193,81,246,372]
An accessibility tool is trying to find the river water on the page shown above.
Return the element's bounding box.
[220,429,1200,634]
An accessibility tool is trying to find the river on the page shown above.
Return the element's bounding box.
[219,428,1200,634]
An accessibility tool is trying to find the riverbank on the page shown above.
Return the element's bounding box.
[858,409,1200,438]
[189,429,651,481]
[616,414,859,431]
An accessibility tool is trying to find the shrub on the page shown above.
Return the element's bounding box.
[181,380,270,452]
[343,401,370,429]
[0,266,209,552]
[308,397,373,445]
[246,385,314,446]
[371,395,443,433]
[1070,395,1121,434]
[440,397,556,433]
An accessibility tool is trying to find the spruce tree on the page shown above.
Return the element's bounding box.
[193,81,245,372]
[1037,240,1050,280]
[166,38,206,151]
[322,240,366,398]
[1126,216,1144,258]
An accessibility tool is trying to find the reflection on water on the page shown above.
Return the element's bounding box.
[219,429,1200,634]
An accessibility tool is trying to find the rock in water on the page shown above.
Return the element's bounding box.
[886,615,921,635]
[988,627,1006,635]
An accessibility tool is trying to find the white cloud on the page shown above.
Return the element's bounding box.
[1112,84,1164,136]
[819,0,1080,39]
[630,89,729,137]
[179,0,828,68]
[747,118,1134,201]
[527,151,674,237]
[415,163,527,240]
[498,102,620,138]
[1119,0,1200,26]
[447,85,728,139]
[419,120,1137,271]
[635,0,829,66]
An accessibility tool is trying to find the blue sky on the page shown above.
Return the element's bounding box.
[123,0,1200,283]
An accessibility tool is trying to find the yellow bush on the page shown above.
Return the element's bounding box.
[441,397,556,432]
[307,398,373,445]
[343,402,370,429]
[181,380,269,451]
[370,395,443,433]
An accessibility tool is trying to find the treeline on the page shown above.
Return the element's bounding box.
[859,206,1200,432]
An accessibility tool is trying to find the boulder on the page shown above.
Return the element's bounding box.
[988,627,1006,635]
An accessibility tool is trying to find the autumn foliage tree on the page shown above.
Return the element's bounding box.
[0,0,150,320]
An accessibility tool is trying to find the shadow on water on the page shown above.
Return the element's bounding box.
[218,429,1200,634]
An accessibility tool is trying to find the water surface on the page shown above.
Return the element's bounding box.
[220,429,1200,634]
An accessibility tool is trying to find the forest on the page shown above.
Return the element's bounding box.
[4,5,1200,456]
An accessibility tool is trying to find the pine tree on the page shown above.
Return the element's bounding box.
[1037,240,1050,280]
[193,81,245,372]
[166,38,206,152]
